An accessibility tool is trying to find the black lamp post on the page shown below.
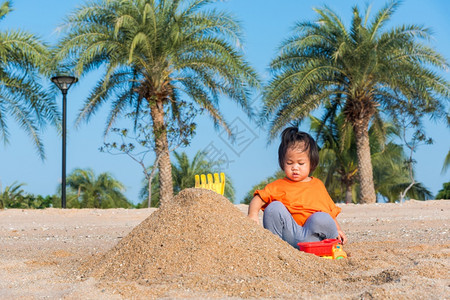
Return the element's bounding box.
[51,75,78,209]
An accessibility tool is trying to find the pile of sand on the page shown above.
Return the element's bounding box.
[82,188,344,298]
[2,196,447,298]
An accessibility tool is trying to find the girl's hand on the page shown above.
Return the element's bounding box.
[248,195,265,226]
[248,214,260,225]
[338,230,347,245]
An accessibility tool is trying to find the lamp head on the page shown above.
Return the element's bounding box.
[51,75,78,92]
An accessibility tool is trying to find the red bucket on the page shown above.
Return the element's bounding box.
[297,239,341,256]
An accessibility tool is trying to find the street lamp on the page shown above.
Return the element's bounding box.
[51,75,78,209]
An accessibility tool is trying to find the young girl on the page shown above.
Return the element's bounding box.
[248,127,347,248]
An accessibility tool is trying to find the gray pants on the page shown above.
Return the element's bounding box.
[263,201,338,248]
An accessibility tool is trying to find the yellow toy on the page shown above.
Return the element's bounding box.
[194,172,226,195]
[321,243,347,259]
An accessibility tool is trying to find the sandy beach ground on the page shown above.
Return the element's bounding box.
[0,195,448,299]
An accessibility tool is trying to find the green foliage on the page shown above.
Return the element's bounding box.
[262,1,450,203]
[442,150,450,174]
[54,0,260,203]
[66,168,133,208]
[141,151,236,207]
[242,114,433,204]
[310,112,358,203]
[13,194,59,209]
[436,182,450,199]
[55,0,260,126]
[371,143,433,202]
[264,1,449,134]
[313,111,433,202]
[0,1,59,158]
[0,181,26,208]
[0,181,60,209]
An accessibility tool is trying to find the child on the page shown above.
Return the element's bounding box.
[248,127,347,248]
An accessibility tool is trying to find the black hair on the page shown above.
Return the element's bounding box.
[278,127,319,173]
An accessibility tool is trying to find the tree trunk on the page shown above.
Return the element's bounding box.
[400,158,415,203]
[145,155,160,208]
[147,177,152,208]
[150,100,173,206]
[345,184,353,204]
[353,119,377,204]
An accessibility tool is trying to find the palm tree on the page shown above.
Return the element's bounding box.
[0,1,59,158]
[436,182,450,200]
[172,151,235,200]
[54,0,259,205]
[312,109,432,203]
[310,114,359,203]
[0,181,26,209]
[141,150,235,207]
[66,168,132,208]
[245,111,432,203]
[373,156,433,202]
[263,1,450,203]
[172,151,213,194]
[442,150,450,174]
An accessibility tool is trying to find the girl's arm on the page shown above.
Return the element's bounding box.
[248,195,265,225]
[334,219,347,244]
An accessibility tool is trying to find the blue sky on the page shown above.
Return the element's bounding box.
[0,0,449,204]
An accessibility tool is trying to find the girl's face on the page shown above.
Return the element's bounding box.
[283,146,311,182]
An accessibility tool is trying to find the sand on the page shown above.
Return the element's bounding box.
[0,188,449,299]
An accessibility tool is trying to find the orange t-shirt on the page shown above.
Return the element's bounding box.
[254,177,341,226]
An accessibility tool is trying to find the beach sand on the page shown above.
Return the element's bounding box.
[0,188,448,299]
